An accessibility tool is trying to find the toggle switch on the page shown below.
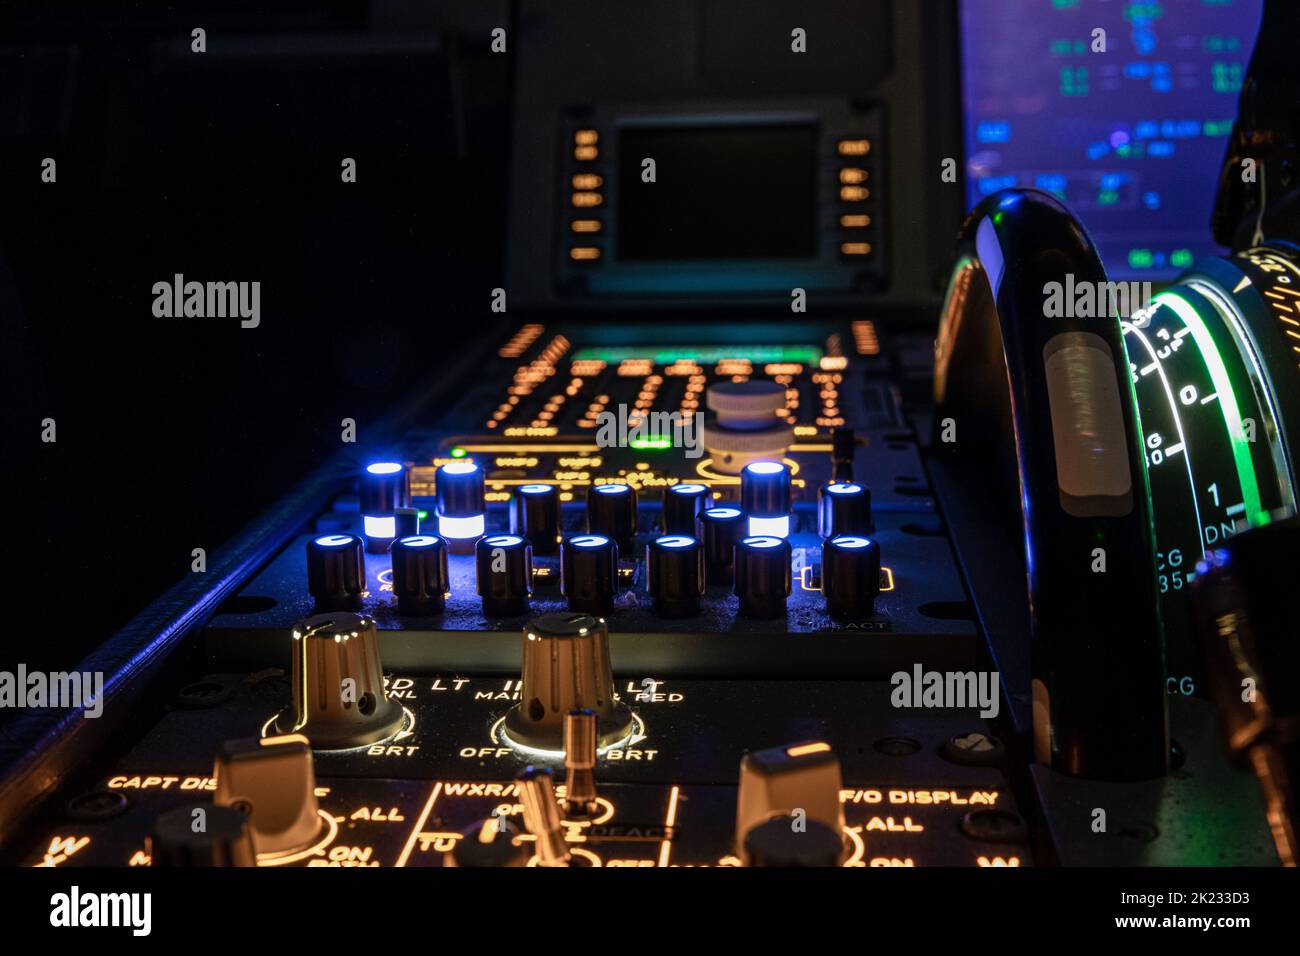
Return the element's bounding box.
[563,709,599,817]
[444,817,529,868]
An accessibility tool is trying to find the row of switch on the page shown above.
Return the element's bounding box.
[322,459,883,620]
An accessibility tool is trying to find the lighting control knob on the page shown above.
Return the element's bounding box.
[360,461,409,553]
[306,533,365,612]
[587,483,638,550]
[510,483,561,555]
[273,612,405,749]
[476,533,532,617]
[741,460,792,537]
[390,534,449,615]
[701,506,745,585]
[214,735,322,855]
[435,460,486,549]
[734,535,792,619]
[821,535,882,620]
[561,533,619,615]
[504,612,633,751]
[646,534,704,618]
[663,483,713,534]
[735,740,845,864]
[818,481,872,537]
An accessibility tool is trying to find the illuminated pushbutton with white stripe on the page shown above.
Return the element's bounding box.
[734,535,792,619]
[587,483,638,550]
[361,461,409,553]
[818,482,872,538]
[741,460,792,537]
[663,483,713,534]
[821,535,881,620]
[510,483,561,555]
[435,460,486,545]
[646,534,704,618]
[306,533,365,612]
[274,611,405,750]
[390,534,449,615]
[735,740,846,866]
[561,533,619,615]
[476,533,532,617]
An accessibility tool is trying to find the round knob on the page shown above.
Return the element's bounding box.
[476,533,532,617]
[743,817,844,867]
[741,460,791,537]
[701,506,745,586]
[273,612,405,749]
[587,483,637,550]
[818,481,872,537]
[702,381,795,475]
[663,483,713,534]
[306,533,365,612]
[435,461,486,544]
[734,535,791,619]
[561,533,619,615]
[393,506,421,539]
[646,534,704,618]
[148,804,257,867]
[504,613,634,751]
[510,483,561,555]
[444,817,529,868]
[821,535,881,620]
[390,534,449,615]
[361,461,409,553]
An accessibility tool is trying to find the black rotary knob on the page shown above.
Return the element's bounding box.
[646,535,704,618]
[148,804,257,867]
[734,535,792,619]
[818,481,872,538]
[740,460,791,537]
[587,483,638,550]
[510,483,561,555]
[476,533,532,617]
[701,506,745,586]
[663,483,713,534]
[444,818,529,868]
[743,817,844,868]
[306,533,365,611]
[361,461,409,553]
[390,534,449,615]
[821,535,881,620]
[435,460,486,544]
[561,534,619,614]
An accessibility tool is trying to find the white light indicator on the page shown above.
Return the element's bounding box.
[831,536,872,549]
[398,535,440,548]
[366,462,403,475]
[364,515,396,539]
[747,515,790,538]
[438,514,485,539]
[741,536,784,549]
[745,461,786,476]
[570,534,610,548]
[315,534,354,547]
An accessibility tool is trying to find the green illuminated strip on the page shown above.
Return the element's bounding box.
[571,344,823,364]
[1155,291,1265,526]
[629,437,674,450]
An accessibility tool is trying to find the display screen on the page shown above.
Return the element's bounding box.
[616,124,819,261]
[960,0,1263,279]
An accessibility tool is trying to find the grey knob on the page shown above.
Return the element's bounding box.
[214,735,322,856]
[504,613,633,751]
[274,612,404,750]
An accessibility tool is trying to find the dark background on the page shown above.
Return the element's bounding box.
[2,1,514,673]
